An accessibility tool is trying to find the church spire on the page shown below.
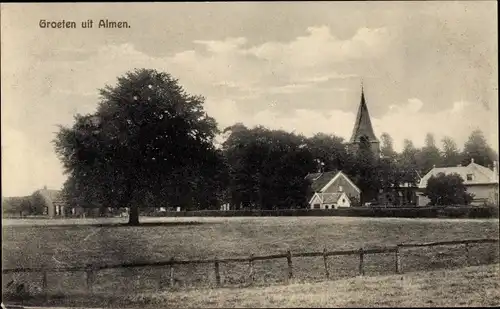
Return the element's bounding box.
[349,84,378,144]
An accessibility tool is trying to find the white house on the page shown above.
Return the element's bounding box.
[417,159,499,206]
[309,192,351,209]
[305,170,361,209]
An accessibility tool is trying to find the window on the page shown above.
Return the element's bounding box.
[325,205,329,209]
[338,185,343,192]
[342,199,346,203]
[313,204,321,209]
[467,174,474,181]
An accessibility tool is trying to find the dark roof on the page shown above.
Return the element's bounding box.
[305,170,339,192]
[349,87,379,143]
[34,188,64,204]
[321,192,343,203]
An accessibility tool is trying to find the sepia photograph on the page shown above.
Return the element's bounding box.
[1,2,499,308]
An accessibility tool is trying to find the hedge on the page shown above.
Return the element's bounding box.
[146,206,499,219]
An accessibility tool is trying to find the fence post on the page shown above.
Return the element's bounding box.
[248,254,255,285]
[358,248,364,276]
[464,242,470,266]
[286,250,293,281]
[214,259,221,287]
[42,270,48,300]
[323,247,330,279]
[169,258,175,288]
[85,266,95,293]
[395,245,402,274]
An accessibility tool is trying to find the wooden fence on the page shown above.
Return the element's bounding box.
[2,238,498,296]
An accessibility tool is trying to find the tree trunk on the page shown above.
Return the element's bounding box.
[128,203,140,225]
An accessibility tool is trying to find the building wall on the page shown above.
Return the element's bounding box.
[322,174,361,202]
[336,194,351,207]
[310,202,337,210]
[47,200,56,218]
[468,184,499,205]
[310,194,322,209]
[416,192,430,206]
[348,141,380,159]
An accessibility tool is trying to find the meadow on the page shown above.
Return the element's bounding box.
[118,264,500,308]
[2,216,499,305]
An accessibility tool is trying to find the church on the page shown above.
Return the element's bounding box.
[306,85,418,208]
[346,85,380,158]
[306,85,378,208]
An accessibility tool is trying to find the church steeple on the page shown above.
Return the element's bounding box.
[349,84,380,157]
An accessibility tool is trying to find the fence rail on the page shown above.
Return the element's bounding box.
[2,238,498,293]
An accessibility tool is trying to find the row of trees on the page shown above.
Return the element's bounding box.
[53,69,498,225]
[2,191,47,216]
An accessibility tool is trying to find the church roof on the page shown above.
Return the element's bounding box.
[349,86,379,143]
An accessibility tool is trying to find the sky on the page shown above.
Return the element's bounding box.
[1,2,498,196]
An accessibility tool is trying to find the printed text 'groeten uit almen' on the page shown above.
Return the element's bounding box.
[39,19,130,29]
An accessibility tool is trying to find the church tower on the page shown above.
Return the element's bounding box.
[348,84,380,158]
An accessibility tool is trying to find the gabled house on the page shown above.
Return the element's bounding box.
[309,192,351,209]
[305,171,361,209]
[33,187,68,218]
[417,159,499,206]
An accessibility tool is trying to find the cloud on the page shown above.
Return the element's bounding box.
[247,26,392,70]
[292,72,358,84]
[194,37,248,53]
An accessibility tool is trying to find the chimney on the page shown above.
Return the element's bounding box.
[316,160,325,173]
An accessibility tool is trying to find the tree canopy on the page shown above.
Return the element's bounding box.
[54,69,224,224]
[462,129,498,167]
[222,124,314,210]
[424,173,474,206]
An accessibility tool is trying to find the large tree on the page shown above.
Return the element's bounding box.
[424,173,474,206]
[397,139,420,185]
[440,136,462,167]
[462,129,498,167]
[54,69,222,225]
[222,125,315,210]
[305,133,349,172]
[380,132,397,161]
[417,133,442,173]
[378,133,401,193]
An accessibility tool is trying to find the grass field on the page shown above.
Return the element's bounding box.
[2,216,499,304]
[119,264,500,308]
[6,264,500,308]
